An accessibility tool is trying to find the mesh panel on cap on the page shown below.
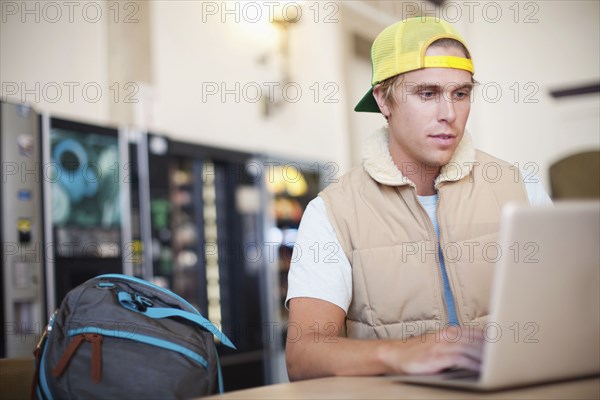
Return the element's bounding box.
[370,22,404,85]
[370,17,469,85]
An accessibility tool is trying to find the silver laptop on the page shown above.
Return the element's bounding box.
[398,201,600,391]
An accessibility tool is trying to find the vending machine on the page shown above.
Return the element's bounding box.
[41,116,133,314]
[0,101,46,357]
[132,133,269,390]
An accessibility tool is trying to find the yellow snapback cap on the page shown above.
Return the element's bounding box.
[355,16,474,113]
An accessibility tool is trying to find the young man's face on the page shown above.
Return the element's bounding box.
[374,46,473,171]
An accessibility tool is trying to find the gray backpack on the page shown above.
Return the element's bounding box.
[33,274,235,399]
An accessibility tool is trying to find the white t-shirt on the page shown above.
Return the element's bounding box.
[285,176,552,313]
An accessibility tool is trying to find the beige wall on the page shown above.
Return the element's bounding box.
[148,0,351,170]
[462,0,600,188]
[1,0,598,188]
[1,0,109,124]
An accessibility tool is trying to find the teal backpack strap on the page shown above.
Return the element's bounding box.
[144,308,236,349]
[216,343,224,393]
[117,291,236,349]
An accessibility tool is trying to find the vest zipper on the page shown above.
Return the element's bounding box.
[410,188,449,327]
[435,192,463,326]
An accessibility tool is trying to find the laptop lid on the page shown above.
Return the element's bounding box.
[480,201,600,388]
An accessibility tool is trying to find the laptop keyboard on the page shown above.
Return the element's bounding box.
[437,369,480,381]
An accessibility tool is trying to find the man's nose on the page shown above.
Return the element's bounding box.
[437,94,456,123]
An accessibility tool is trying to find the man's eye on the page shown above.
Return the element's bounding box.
[454,90,470,99]
[420,91,435,98]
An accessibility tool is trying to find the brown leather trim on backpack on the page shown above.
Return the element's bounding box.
[52,334,104,385]
[32,324,49,400]
[87,334,103,384]
[32,347,42,400]
[52,334,86,379]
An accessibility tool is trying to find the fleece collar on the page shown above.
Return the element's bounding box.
[362,126,477,188]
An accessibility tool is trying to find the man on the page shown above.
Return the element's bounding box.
[285,17,551,380]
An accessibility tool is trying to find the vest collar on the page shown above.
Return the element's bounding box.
[362,126,477,187]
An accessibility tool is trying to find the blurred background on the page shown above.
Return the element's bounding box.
[1,0,599,392]
[3,0,598,174]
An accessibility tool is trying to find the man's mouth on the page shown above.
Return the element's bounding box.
[428,134,457,148]
[429,134,456,140]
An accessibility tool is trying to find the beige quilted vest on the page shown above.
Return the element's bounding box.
[320,127,528,340]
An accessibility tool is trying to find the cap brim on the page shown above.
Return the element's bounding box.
[354,87,381,113]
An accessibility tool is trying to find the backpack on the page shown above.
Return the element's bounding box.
[33,274,235,399]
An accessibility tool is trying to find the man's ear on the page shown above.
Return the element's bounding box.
[372,85,391,118]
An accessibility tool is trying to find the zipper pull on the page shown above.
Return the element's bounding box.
[84,333,103,384]
[52,333,103,384]
[52,334,86,378]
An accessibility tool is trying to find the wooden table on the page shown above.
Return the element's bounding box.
[202,375,600,399]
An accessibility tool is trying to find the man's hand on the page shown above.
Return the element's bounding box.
[379,326,485,375]
[286,297,485,380]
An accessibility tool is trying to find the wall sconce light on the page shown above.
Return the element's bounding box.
[259,2,303,117]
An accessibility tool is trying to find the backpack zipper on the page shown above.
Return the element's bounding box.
[36,310,58,400]
[65,328,209,369]
[96,274,200,316]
